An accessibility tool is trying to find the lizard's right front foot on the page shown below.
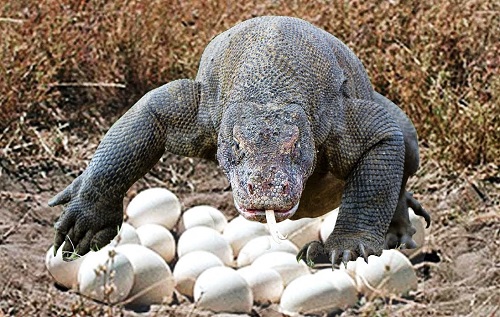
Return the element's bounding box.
[49,176,123,261]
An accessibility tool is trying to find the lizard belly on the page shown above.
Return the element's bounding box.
[291,171,345,219]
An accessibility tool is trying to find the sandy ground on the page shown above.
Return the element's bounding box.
[0,147,498,316]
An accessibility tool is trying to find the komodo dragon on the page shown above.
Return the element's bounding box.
[49,16,430,267]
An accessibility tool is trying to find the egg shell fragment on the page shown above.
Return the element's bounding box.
[355,249,417,298]
[276,217,321,249]
[194,266,253,313]
[178,226,234,266]
[173,251,224,297]
[112,223,141,246]
[237,266,284,304]
[320,208,339,242]
[179,205,227,233]
[280,269,358,316]
[223,216,269,256]
[237,235,299,268]
[78,246,134,304]
[251,251,310,286]
[45,243,86,289]
[115,244,174,306]
[126,188,181,229]
[136,224,176,263]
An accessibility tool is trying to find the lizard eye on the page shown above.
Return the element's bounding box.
[232,138,244,162]
[293,142,300,155]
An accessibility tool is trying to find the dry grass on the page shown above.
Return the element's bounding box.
[0,1,499,316]
[1,0,499,170]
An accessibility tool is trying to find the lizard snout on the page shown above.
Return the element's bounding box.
[247,173,291,196]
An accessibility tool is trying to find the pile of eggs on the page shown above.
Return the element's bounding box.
[46,187,426,315]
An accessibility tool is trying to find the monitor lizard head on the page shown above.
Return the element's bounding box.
[217,102,316,223]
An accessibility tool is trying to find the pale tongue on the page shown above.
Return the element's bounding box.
[265,210,288,243]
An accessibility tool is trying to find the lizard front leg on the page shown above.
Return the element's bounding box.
[298,98,405,267]
[49,79,214,260]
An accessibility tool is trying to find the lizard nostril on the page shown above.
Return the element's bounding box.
[282,182,289,194]
[248,182,254,195]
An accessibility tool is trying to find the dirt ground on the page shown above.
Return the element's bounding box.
[0,138,498,317]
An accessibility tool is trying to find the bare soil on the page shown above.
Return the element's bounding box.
[0,144,498,316]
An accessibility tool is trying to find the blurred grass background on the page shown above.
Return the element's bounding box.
[1,0,499,170]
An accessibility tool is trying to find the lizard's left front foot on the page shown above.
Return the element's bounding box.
[297,233,383,268]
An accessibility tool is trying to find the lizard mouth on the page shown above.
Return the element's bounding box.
[234,201,299,223]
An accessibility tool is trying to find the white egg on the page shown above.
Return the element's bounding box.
[178,205,227,233]
[342,258,359,280]
[194,266,253,313]
[136,224,176,263]
[78,246,134,304]
[280,269,358,316]
[222,215,269,256]
[177,226,234,266]
[173,251,224,297]
[236,235,299,268]
[45,243,86,289]
[112,223,141,246]
[276,217,322,248]
[115,244,174,306]
[251,251,310,286]
[237,266,284,304]
[320,208,339,242]
[355,249,417,298]
[126,188,181,229]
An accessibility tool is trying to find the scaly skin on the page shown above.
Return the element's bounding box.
[50,16,430,266]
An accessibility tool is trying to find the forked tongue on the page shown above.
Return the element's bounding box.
[265,210,287,243]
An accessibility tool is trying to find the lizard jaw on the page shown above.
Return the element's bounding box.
[234,200,299,223]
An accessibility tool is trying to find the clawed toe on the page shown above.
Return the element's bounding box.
[297,241,327,267]
[299,237,384,268]
[406,192,431,228]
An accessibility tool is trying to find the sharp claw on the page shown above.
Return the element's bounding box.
[306,245,316,268]
[296,249,304,263]
[307,259,315,267]
[330,250,337,269]
[359,243,368,263]
[342,250,351,267]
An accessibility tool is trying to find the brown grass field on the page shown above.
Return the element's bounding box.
[0,0,498,316]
